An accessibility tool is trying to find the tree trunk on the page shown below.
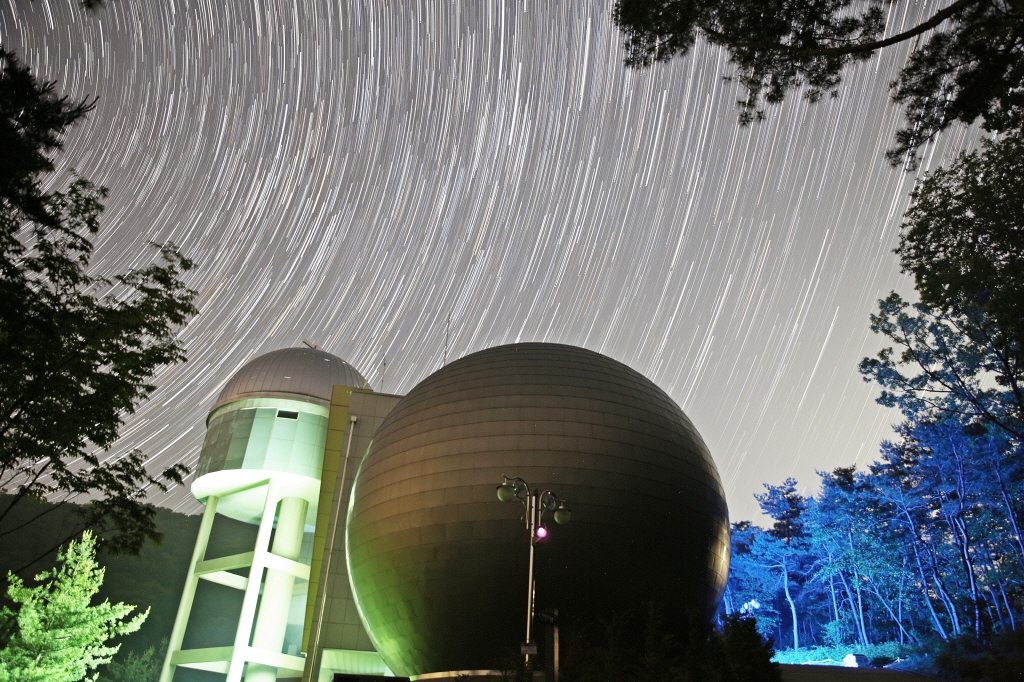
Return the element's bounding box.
[866,578,916,644]
[854,573,869,646]
[943,444,985,639]
[829,574,840,623]
[898,499,949,639]
[990,451,1024,572]
[838,571,868,646]
[996,578,1016,631]
[926,541,962,636]
[951,511,984,636]
[844,529,870,646]
[948,433,987,637]
[781,561,799,650]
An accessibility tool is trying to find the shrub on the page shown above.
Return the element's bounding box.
[559,605,781,682]
[933,630,1024,682]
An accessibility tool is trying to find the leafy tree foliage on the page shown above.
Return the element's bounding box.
[897,129,1024,415]
[612,0,1024,165]
[723,521,782,639]
[860,127,1024,442]
[728,414,1023,658]
[0,49,196,563]
[0,531,147,682]
[756,477,806,541]
[859,293,1023,442]
[96,641,164,682]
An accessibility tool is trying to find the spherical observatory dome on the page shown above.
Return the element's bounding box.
[346,343,730,677]
[212,346,368,411]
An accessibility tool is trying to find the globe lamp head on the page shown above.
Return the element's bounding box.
[497,484,517,503]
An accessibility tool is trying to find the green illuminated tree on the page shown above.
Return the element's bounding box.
[96,641,164,682]
[0,531,147,682]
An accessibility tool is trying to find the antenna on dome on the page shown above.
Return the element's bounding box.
[444,311,450,365]
[381,356,387,393]
[302,339,319,350]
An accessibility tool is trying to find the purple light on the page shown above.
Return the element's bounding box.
[535,526,548,539]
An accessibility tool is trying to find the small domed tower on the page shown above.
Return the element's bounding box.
[160,348,374,682]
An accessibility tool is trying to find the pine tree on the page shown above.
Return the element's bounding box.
[0,531,146,682]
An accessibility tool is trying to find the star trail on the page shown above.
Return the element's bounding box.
[2,0,980,521]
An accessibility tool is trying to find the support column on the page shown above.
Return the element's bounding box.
[245,496,310,682]
[227,480,280,682]
[159,495,219,682]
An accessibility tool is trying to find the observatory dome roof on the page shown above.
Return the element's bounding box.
[347,342,729,676]
[212,347,368,410]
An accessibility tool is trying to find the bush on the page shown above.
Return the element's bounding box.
[97,640,166,682]
[933,630,1024,682]
[559,605,781,682]
[713,614,783,681]
[772,641,914,667]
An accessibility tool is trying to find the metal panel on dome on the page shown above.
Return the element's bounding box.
[213,348,370,409]
[346,343,730,678]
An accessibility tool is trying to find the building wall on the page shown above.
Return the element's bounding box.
[302,385,354,648]
[302,388,404,682]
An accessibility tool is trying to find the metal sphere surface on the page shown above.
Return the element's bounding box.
[212,347,367,410]
[346,343,729,677]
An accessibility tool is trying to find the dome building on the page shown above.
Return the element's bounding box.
[160,343,729,682]
[160,347,403,682]
[346,343,729,678]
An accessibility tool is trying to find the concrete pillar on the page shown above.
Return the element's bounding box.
[245,495,309,682]
[159,495,219,682]
[228,480,280,682]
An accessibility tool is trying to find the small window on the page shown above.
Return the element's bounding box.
[277,410,298,419]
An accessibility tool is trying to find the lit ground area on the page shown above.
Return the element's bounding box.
[780,665,932,681]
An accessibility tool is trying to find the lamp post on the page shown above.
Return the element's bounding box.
[497,475,572,666]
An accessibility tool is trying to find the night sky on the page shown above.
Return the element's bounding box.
[3,0,980,521]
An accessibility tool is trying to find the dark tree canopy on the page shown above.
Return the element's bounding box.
[0,49,197,565]
[0,49,93,228]
[899,130,1024,383]
[613,0,1024,166]
[860,126,1024,442]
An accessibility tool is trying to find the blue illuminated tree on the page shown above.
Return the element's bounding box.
[749,478,812,650]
